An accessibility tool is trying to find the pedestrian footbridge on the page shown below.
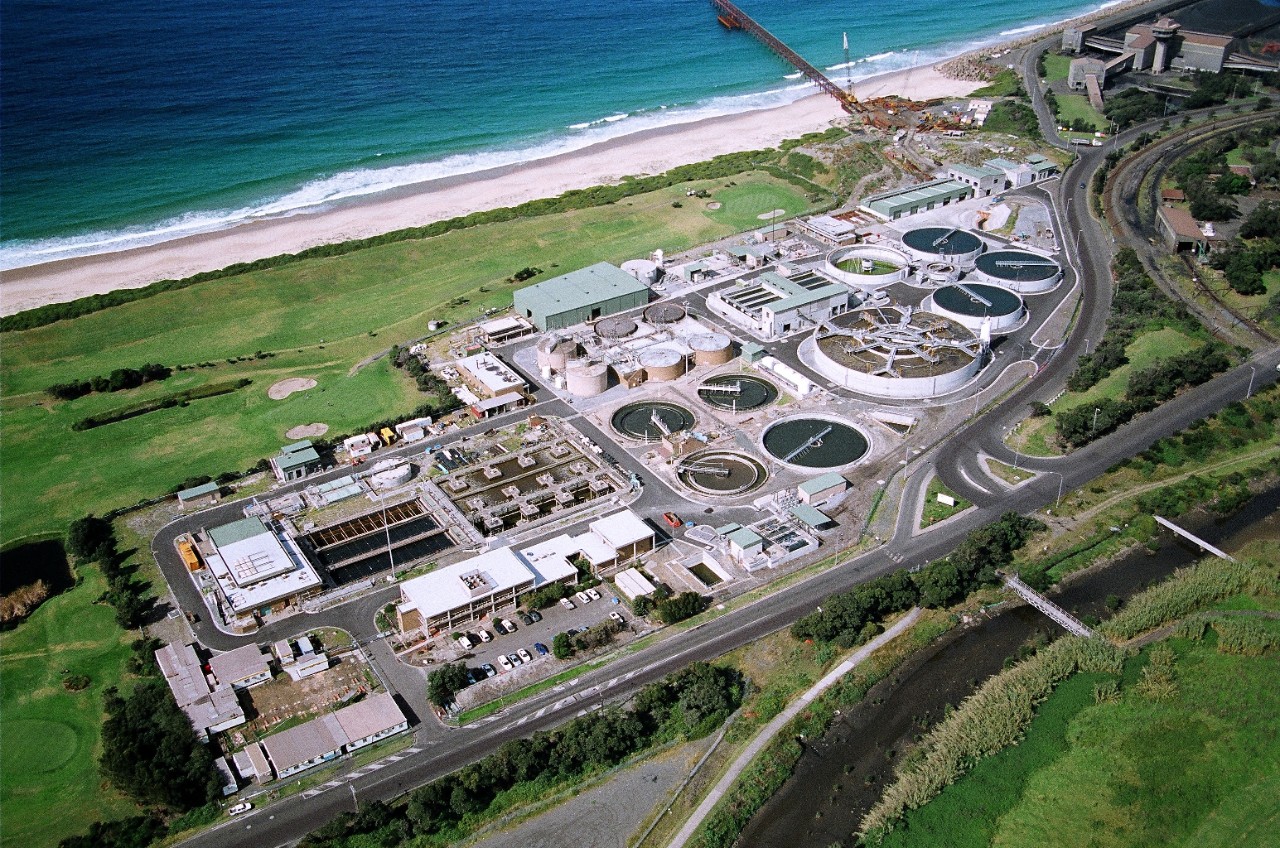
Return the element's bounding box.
[1004,574,1092,637]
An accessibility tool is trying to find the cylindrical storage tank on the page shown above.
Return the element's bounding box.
[922,283,1026,334]
[370,463,413,489]
[595,316,638,340]
[652,248,665,268]
[921,261,960,286]
[644,302,686,327]
[540,364,553,381]
[824,245,910,288]
[565,359,609,397]
[900,227,985,270]
[688,332,734,366]
[972,249,1062,294]
[622,259,660,285]
[639,348,687,382]
[536,335,577,372]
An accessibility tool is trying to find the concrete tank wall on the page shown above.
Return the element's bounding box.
[640,349,687,382]
[565,359,609,396]
[536,336,578,372]
[972,249,1062,294]
[622,259,661,285]
[922,284,1026,334]
[900,227,985,271]
[824,245,910,288]
[689,332,734,366]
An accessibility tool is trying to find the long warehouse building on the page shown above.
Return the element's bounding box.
[514,262,650,331]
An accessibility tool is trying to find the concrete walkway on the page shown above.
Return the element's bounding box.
[665,608,923,848]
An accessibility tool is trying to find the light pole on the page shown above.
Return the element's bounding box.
[1083,337,1090,354]
[1092,406,1101,431]
[1247,365,1256,399]
[1047,470,1064,508]
[381,490,397,580]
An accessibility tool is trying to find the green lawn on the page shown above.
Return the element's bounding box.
[0,171,813,542]
[920,476,971,527]
[702,180,810,231]
[1042,53,1071,83]
[0,562,142,848]
[881,614,1280,848]
[1054,93,1107,132]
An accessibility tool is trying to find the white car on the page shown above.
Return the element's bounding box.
[476,629,492,643]
[559,597,576,610]
[228,802,252,816]
[455,635,473,651]
[501,618,518,633]
[517,648,533,663]
[609,611,625,625]
[497,654,514,672]
[586,588,602,601]
[576,591,592,604]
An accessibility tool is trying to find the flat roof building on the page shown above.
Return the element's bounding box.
[708,269,852,340]
[947,164,1005,197]
[270,441,322,484]
[514,262,650,331]
[204,517,322,619]
[455,351,526,400]
[155,643,247,740]
[861,179,973,221]
[588,509,655,566]
[797,472,848,506]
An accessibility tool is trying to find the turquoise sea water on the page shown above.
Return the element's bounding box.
[0,0,1117,268]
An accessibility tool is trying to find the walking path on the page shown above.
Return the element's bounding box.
[665,608,923,848]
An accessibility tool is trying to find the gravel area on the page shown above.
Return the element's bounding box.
[463,738,714,848]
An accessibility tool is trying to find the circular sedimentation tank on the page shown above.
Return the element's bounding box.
[762,416,869,469]
[595,316,638,339]
[973,249,1062,293]
[924,283,1026,333]
[688,332,734,366]
[697,375,778,411]
[639,348,687,381]
[824,245,910,288]
[900,227,984,270]
[677,450,768,495]
[611,401,695,440]
[644,302,686,326]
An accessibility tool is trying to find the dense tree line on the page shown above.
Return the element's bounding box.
[57,816,167,848]
[48,363,172,400]
[298,663,742,848]
[656,591,709,624]
[71,378,250,431]
[1211,200,1280,295]
[427,662,471,709]
[1103,88,1166,130]
[1055,344,1232,448]
[68,515,152,629]
[99,681,221,810]
[792,513,1045,646]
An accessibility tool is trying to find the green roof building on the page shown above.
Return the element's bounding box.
[513,262,650,331]
[860,179,974,221]
[270,440,322,483]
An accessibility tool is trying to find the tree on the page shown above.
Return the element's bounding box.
[552,632,573,660]
[67,515,116,562]
[58,816,165,848]
[656,592,708,624]
[427,662,470,708]
[99,682,220,809]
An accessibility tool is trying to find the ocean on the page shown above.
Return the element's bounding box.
[0,0,1116,269]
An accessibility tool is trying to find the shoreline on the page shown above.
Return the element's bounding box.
[0,62,983,317]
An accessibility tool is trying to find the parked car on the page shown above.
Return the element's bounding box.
[507,652,523,666]
[228,803,252,816]
[480,663,497,678]
[518,612,534,626]
[559,597,576,611]
[576,591,592,604]
[501,617,517,633]
[466,669,478,685]
[493,619,510,635]
[609,611,626,625]
[586,588,601,601]
[663,511,682,528]
[528,610,543,623]
[477,629,492,643]
[455,635,474,651]
[533,642,549,656]
[517,648,533,663]
[497,654,514,672]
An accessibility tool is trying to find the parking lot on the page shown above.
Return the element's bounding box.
[434,590,642,708]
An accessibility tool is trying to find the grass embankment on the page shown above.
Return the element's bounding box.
[0,559,142,848]
[1009,326,1205,456]
[1054,93,1107,132]
[920,476,970,527]
[873,545,1280,848]
[0,171,815,541]
[1041,53,1071,83]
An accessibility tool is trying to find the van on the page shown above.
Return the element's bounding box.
[455,635,473,651]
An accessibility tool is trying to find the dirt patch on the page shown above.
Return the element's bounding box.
[706,201,722,210]
[757,208,786,220]
[268,377,318,400]
[286,423,329,439]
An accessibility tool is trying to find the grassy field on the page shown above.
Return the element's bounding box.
[1041,53,1071,83]
[0,171,813,542]
[0,559,142,848]
[1009,327,1205,456]
[1054,93,1107,132]
[880,598,1280,848]
[920,476,971,527]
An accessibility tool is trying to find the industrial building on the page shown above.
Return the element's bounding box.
[250,692,408,780]
[707,269,852,340]
[201,516,322,621]
[860,179,974,221]
[208,644,272,690]
[946,164,1005,197]
[513,262,651,331]
[521,509,654,575]
[455,351,526,400]
[177,481,220,509]
[155,642,247,741]
[1157,205,1208,253]
[269,440,322,484]
[982,155,1059,189]
[797,472,848,507]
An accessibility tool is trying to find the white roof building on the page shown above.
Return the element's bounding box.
[204,517,322,616]
[589,510,654,554]
[456,351,526,399]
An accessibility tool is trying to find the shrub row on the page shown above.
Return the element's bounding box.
[48,363,172,400]
[72,379,250,430]
[860,636,1125,842]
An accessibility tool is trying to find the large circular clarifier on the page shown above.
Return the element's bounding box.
[973,249,1061,293]
[697,375,778,411]
[677,450,768,495]
[611,401,695,440]
[763,416,868,468]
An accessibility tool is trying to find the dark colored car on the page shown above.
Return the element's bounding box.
[518,612,534,626]
[533,642,549,656]
[528,610,542,623]
[493,619,510,635]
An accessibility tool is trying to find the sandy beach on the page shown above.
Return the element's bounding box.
[1,64,985,317]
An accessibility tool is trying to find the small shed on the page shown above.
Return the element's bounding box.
[177,481,220,508]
